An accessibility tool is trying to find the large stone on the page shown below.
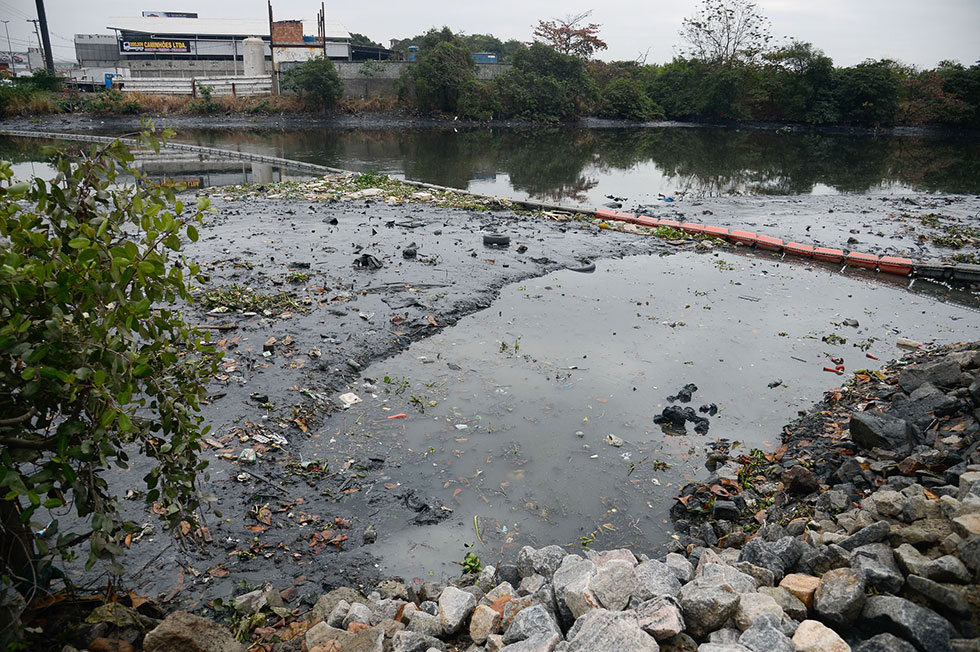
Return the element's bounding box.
[339,627,383,652]
[738,615,794,652]
[517,546,567,579]
[732,563,774,589]
[890,519,954,547]
[782,465,819,495]
[678,577,740,639]
[586,548,639,568]
[813,568,865,627]
[552,557,599,620]
[888,384,961,429]
[590,559,637,611]
[837,521,891,551]
[734,592,784,631]
[391,630,446,652]
[664,553,694,583]
[952,513,980,538]
[791,619,850,652]
[861,595,952,652]
[697,644,751,652]
[634,559,683,600]
[850,546,904,594]
[757,587,807,621]
[899,359,962,392]
[867,489,905,517]
[958,534,980,573]
[311,587,367,623]
[905,575,972,618]
[304,622,352,650]
[344,602,374,629]
[439,586,477,635]
[634,596,685,640]
[503,604,561,645]
[738,539,786,582]
[406,611,443,638]
[565,609,659,652]
[500,631,562,652]
[471,604,503,644]
[502,588,554,630]
[143,611,245,652]
[849,412,917,455]
[894,543,930,576]
[697,564,757,594]
[778,573,820,610]
[922,555,972,583]
[853,632,916,652]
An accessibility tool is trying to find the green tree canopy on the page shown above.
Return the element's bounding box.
[282,56,345,111]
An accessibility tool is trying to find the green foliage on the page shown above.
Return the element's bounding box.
[282,56,344,111]
[457,79,502,120]
[494,43,599,121]
[83,89,142,115]
[23,69,62,92]
[600,77,664,120]
[349,32,383,49]
[0,126,219,579]
[187,83,221,114]
[835,60,901,126]
[458,546,482,574]
[410,40,476,113]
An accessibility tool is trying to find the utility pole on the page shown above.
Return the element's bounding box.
[34,0,54,72]
[1,21,12,76]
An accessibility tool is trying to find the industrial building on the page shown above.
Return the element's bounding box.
[72,11,388,83]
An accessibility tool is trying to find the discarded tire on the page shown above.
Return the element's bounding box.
[483,233,510,247]
[566,260,596,273]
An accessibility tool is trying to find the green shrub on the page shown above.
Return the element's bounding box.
[0,126,219,587]
[599,77,665,120]
[411,40,475,113]
[282,56,344,112]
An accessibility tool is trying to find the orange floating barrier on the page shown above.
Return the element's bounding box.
[658,219,682,228]
[595,208,636,222]
[784,242,815,257]
[846,251,879,269]
[634,216,662,228]
[729,230,758,246]
[878,255,914,276]
[755,234,785,252]
[813,247,845,263]
[703,225,730,238]
[681,222,707,235]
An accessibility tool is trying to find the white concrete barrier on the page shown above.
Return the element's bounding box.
[118,76,272,97]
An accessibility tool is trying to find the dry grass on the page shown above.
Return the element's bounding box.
[338,95,400,113]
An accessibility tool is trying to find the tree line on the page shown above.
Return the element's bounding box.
[388,2,979,127]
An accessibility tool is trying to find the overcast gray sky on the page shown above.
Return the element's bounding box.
[1,0,977,68]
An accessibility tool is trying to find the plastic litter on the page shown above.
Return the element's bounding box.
[339,392,361,408]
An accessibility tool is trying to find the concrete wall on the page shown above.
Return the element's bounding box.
[119,75,271,96]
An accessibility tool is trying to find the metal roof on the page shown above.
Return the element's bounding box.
[106,16,350,39]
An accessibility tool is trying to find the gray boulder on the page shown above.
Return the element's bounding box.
[678,577,740,639]
[566,609,659,652]
[503,604,562,645]
[837,520,891,551]
[518,546,567,579]
[439,586,477,635]
[861,595,952,652]
[905,575,972,618]
[391,630,446,652]
[738,615,794,652]
[590,559,637,610]
[853,632,917,652]
[143,611,245,652]
[634,595,685,640]
[813,567,865,627]
[501,631,562,651]
[849,411,917,455]
[634,559,683,600]
[899,359,962,392]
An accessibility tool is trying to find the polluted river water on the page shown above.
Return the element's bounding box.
[294,248,980,581]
